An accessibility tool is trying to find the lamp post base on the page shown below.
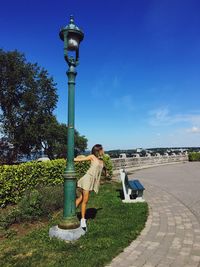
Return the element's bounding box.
[49,225,85,241]
[58,216,80,230]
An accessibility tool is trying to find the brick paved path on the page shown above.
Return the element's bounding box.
[107,163,200,267]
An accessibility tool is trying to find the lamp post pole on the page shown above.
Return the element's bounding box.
[60,62,78,228]
[58,16,84,229]
[49,16,85,240]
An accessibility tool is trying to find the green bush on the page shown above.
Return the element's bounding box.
[103,154,113,179]
[188,152,200,161]
[17,189,43,221]
[0,207,21,230]
[0,185,64,233]
[0,159,66,207]
[38,185,63,216]
[0,156,113,207]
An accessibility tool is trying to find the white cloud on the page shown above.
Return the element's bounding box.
[149,107,170,125]
[186,126,200,134]
[149,107,200,126]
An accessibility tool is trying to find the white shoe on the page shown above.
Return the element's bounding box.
[80,218,87,231]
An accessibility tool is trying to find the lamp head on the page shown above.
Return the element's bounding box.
[60,15,84,65]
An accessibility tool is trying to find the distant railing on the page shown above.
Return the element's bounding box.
[111,154,188,174]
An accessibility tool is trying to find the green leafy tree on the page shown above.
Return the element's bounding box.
[40,118,88,159]
[0,49,58,162]
[0,49,87,163]
[0,138,14,164]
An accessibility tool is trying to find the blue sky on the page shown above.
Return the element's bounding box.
[1,0,200,150]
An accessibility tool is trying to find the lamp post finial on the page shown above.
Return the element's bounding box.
[70,15,74,24]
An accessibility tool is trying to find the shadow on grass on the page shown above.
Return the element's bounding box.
[77,208,103,220]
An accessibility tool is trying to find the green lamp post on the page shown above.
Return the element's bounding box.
[58,15,84,229]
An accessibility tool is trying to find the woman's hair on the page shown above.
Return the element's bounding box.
[91,144,103,158]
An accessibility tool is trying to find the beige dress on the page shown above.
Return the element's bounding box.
[77,160,103,193]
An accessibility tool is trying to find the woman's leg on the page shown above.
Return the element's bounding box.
[76,188,83,208]
[81,190,90,219]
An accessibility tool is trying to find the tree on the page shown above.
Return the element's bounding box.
[47,122,88,159]
[0,49,88,163]
[0,49,58,162]
[38,117,88,159]
[0,138,13,164]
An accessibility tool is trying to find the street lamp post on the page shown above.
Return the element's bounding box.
[49,15,84,241]
[59,15,84,229]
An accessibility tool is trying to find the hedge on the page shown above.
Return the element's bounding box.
[188,152,200,161]
[0,155,113,207]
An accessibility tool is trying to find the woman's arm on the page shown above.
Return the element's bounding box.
[74,155,94,162]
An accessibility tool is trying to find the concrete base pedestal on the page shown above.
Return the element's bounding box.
[122,197,146,203]
[49,225,86,241]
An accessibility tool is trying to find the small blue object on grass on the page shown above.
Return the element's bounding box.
[120,169,145,203]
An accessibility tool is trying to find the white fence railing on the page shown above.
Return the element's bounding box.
[111,155,188,174]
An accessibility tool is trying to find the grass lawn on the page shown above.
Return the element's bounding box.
[0,182,148,267]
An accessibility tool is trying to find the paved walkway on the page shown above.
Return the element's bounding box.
[107,162,200,267]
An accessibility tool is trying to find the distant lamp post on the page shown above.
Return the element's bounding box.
[49,15,84,241]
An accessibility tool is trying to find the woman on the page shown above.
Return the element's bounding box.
[74,144,105,230]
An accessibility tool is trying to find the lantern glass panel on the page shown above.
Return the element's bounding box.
[67,34,80,51]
